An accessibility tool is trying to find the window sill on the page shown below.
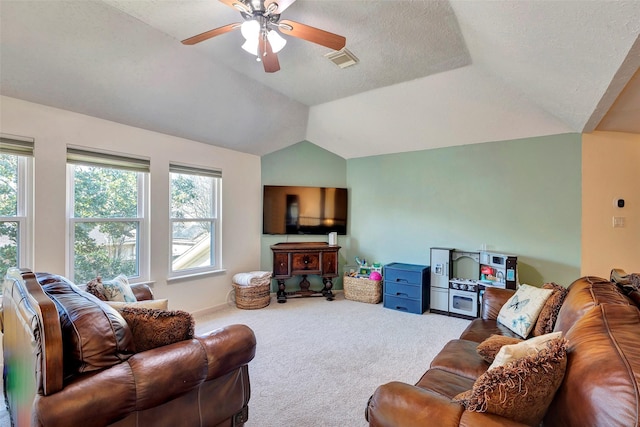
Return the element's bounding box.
[166,269,227,284]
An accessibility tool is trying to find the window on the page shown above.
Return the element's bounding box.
[67,148,149,284]
[169,163,222,276]
[0,136,33,282]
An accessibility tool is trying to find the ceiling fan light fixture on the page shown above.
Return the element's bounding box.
[241,38,259,55]
[268,30,286,53]
[240,19,260,40]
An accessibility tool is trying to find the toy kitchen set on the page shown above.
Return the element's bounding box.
[430,247,518,319]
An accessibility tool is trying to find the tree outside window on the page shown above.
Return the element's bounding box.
[0,154,20,279]
[70,164,145,284]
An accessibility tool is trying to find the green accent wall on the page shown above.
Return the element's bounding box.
[261,141,348,290]
[261,134,582,291]
[346,134,582,287]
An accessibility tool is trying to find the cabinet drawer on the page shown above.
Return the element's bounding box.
[385,281,421,300]
[383,295,423,314]
[291,252,320,274]
[273,252,290,277]
[384,268,423,286]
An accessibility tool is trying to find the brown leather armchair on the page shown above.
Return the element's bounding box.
[2,268,256,427]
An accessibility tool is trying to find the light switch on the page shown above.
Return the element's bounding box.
[613,216,626,228]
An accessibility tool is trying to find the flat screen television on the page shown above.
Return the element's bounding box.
[263,185,348,235]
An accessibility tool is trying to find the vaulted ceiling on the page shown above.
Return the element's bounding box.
[1,0,639,159]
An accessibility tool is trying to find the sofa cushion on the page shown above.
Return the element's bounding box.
[429,340,491,380]
[532,282,568,336]
[476,335,523,364]
[544,304,640,427]
[454,337,567,426]
[497,284,553,338]
[118,307,195,352]
[106,299,169,310]
[42,280,135,377]
[415,368,476,400]
[554,276,630,333]
[459,319,522,343]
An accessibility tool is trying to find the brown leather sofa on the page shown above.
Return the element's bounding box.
[2,268,256,427]
[366,275,640,426]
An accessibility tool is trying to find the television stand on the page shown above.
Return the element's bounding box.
[270,242,341,303]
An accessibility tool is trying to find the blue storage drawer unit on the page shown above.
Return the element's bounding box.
[383,263,430,314]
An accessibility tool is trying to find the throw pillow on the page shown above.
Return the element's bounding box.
[476,335,523,364]
[42,280,135,377]
[497,284,553,338]
[85,276,107,301]
[489,331,563,370]
[119,307,195,352]
[532,283,568,336]
[454,337,568,426]
[106,298,169,310]
[102,274,137,302]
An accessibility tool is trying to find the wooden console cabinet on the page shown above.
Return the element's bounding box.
[270,242,341,303]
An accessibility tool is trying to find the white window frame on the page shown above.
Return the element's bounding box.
[0,135,34,277]
[168,163,222,278]
[66,148,150,284]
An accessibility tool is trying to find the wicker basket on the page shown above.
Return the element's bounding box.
[233,279,271,309]
[343,275,382,304]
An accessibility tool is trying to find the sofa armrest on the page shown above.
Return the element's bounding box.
[130,283,154,301]
[33,324,256,426]
[481,287,515,320]
[195,324,257,380]
[366,382,528,427]
[367,382,465,426]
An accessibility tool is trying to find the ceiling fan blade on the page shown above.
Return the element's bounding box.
[181,23,240,45]
[259,36,280,73]
[278,20,346,51]
[218,0,252,14]
[264,0,297,14]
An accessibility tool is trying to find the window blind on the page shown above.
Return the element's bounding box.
[169,163,222,178]
[67,147,150,173]
[0,135,35,157]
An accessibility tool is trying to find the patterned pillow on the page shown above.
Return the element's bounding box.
[102,274,137,302]
[533,283,568,336]
[454,337,568,426]
[497,284,553,338]
[489,331,563,370]
[118,307,195,352]
[476,335,523,364]
[85,277,107,301]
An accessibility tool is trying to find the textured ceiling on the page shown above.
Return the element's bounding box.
[1,0,639,158]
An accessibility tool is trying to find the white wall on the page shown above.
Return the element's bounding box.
[0,96,262,313]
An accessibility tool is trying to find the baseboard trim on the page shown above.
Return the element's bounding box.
[192,290,344,317]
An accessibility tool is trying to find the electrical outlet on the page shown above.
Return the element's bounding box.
[613,216,626,228]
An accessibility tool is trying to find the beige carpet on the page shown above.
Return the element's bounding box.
[0,293,470,426]
[197,293,471,426]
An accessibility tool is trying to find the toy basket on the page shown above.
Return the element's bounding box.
[233,279,271,309]
[343,275,382,304]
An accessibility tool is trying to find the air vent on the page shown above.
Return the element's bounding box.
[325,48,359,69]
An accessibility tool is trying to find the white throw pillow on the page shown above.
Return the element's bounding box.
[489,331,563,370]
[497,284,553,338]
[106,299,168,310]
[102,274,137,302]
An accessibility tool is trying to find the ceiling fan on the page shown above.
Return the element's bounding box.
[181,0,346,73]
